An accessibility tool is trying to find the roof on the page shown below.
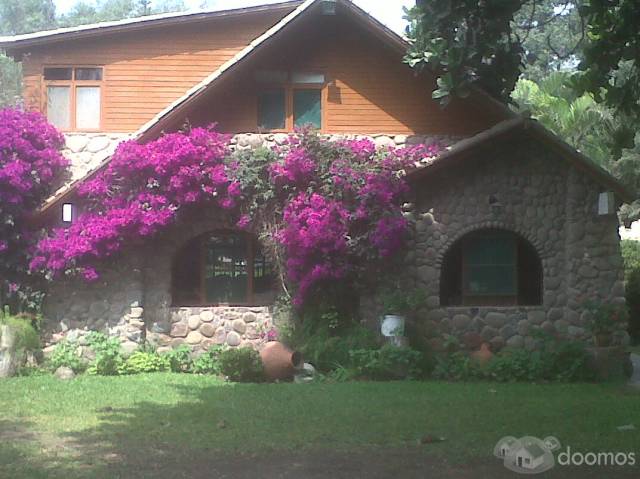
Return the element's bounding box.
[406,116,635,203]
[27,0,632,212]
[37,0,420,213]
[0,1,303,52]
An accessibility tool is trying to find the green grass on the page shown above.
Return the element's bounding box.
[1,374,639,478]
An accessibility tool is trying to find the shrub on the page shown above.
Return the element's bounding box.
[192,346,225,375]
[48,341,85,374]
[0,312,40,352]
[164,345,193,373]
[349,344,423,380]
[432,334,594,382]
[120,351,169,374]
[288,316,379,372]
[86,332,124,376]
[218,347,264,382]
[622,239,640,344]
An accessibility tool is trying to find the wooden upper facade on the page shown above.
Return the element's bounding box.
[3,0,506,138]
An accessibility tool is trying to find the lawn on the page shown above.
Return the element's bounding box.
[1,374,639,478]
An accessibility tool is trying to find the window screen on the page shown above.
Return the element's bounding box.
[464,233,517,296]
[75,86,101,129]
[258,89,286,130]
[294,89,321,129]
[204,235,248,304]
[47,86,71,129]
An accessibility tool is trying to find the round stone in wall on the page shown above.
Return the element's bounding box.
[200,323,215,338]
[170,322,188,338]
[226,331,241,347]
[242,312,256,323]
[214,327,227,344]
[232,319,247,334]
[200,310,215,322]
[186,331,203,345]
[188,315,201,330]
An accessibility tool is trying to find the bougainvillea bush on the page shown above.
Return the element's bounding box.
[31,126,442,311]
[0,108,68,310]
[30,127,238,281]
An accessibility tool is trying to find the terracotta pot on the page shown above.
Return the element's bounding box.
[470,342,493,366]
[260,341,303,381]
[594,333,613,347]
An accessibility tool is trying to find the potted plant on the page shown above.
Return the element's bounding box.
[585,302,627,347]
[380,288,426,338]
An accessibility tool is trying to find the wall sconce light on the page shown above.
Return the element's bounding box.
[598,192,615,216]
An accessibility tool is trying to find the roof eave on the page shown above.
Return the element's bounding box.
[0,1,303,54]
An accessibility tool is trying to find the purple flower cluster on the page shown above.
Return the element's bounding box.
[0,108,68,300]
[31,126,235,278]
[271,135,443,306]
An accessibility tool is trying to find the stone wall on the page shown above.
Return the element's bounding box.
[397,136,628,351]
[42,132,628,355]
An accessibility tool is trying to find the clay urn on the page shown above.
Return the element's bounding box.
[470,342,493,366]
[260,341,303,381]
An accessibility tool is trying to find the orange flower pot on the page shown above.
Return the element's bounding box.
[260,341,303,381]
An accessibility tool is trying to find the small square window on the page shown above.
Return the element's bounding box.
[44,68,72,81]
[62,203,73,223]
[294,89,322,129]
[258,89,286,130]
[255,70,288,83]
[75,67,103,81]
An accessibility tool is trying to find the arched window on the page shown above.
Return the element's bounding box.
[440,229,542,306]
[171,232,277,306]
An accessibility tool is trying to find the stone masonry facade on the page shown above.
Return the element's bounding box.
[402,136,628,352]
[42,132,628,354]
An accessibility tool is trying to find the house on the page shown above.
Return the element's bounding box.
[0,0,631,353]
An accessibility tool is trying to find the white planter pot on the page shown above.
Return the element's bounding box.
[381,314,405,337]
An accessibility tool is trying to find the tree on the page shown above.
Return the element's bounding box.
[512,72,616,166]
[514,1,584,82]
[0,0,56,35]
[407,0,640,118]
[575,0,640,118]
[406,0,525,105]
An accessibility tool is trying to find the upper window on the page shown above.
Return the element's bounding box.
[171,232,277,306]
[256,70,325,131]
[440,229,542,306]
[44,67,103,131]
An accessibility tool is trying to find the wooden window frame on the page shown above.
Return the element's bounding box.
[257,71,327,133]
[461,233,518,306]
[42,66,104,132]
[174,231,274,307]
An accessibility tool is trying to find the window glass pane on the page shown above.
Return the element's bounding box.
[255,70,288,83]
[75,67,103,81]
[253,246,277,304]
[46,86,70,129]
[464,233,516,295]
[44,67,72,80]
[76,86,101,129]
[294,89,322,129]
[258,89,285,130]
[204,235,248,304]
[292,72,325,84]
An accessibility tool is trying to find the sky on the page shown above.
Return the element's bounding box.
[53,0,413,34]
